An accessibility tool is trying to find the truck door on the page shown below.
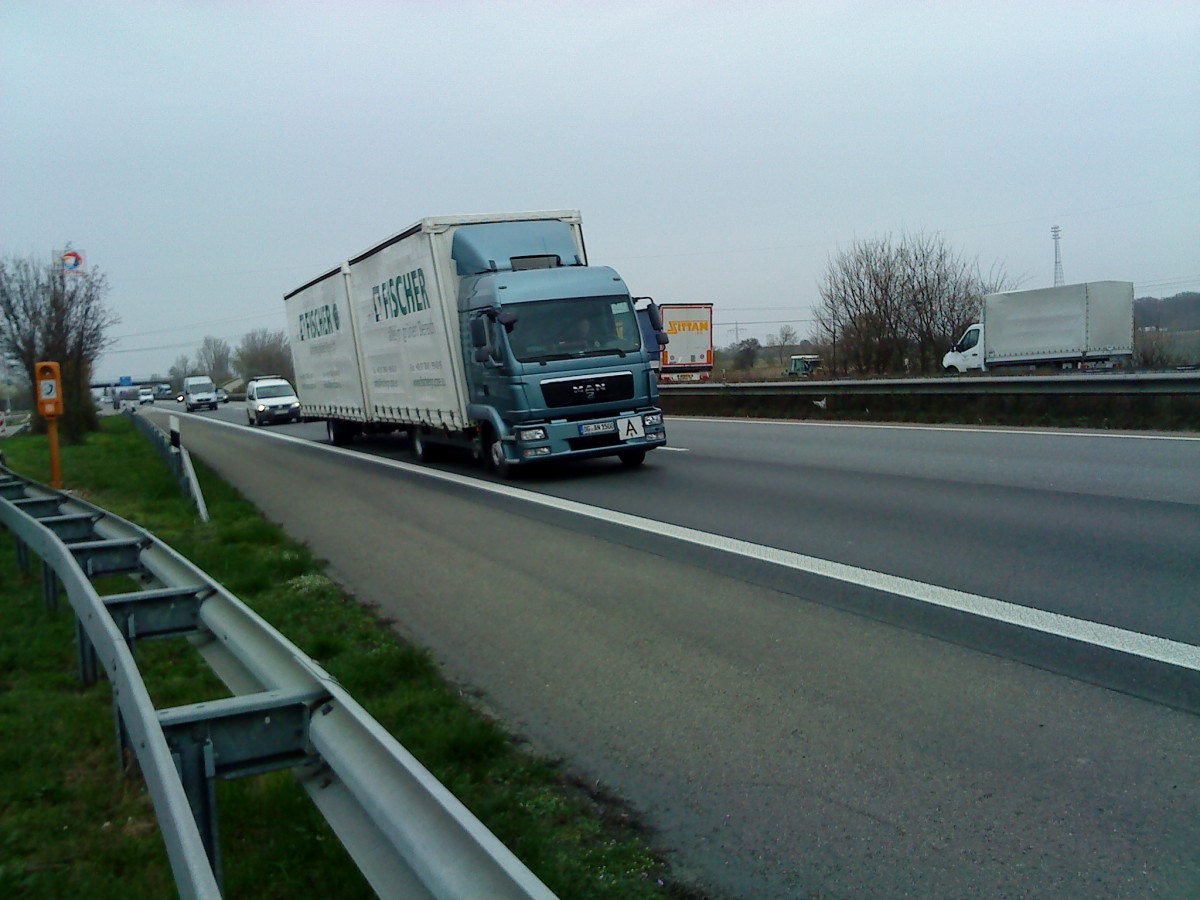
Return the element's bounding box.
[470,314,521,420]
[956,325,983,370]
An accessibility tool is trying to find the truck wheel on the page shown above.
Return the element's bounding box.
[618,449,646,467]
[487,435,514,479]
[411,428,435,462]
[943,366,960,375]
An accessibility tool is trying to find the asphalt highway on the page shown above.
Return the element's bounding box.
[148,404,1200,898]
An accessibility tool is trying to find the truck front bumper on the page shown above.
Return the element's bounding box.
[506,409,666,464]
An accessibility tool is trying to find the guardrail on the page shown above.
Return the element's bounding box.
[0,465,556,899]
[129,409,210,521]
[661,371,1200,397]
[659,371,1200,428]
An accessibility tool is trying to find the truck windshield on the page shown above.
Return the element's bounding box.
[504,296,642,363]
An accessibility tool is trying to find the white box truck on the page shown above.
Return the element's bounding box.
[286,211,668,476]
[943,281,1134,373]
[658,303,713,383]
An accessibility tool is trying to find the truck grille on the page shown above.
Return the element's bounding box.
[540,372,635,409]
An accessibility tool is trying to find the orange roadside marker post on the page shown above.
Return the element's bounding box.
[36,361,64,489]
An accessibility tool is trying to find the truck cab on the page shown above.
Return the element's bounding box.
[454,222,666,473]
[943,324,983,373]
[787,354,822,377]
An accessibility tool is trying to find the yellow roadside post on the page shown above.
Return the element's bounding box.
[36,361,64,488]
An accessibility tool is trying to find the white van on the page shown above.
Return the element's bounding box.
[183,375,219,412]
[245,376,301,426]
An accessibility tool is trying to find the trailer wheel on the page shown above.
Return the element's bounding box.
[327,419,354,446]
[618,449,646,467]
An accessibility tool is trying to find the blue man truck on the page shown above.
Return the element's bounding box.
[285,210,668,476]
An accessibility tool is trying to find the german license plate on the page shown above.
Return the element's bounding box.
[579,421,616,435]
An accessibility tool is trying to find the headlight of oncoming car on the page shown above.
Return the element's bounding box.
[643,412,663,427]
[517,426,548,442]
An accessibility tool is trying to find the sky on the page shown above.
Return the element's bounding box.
[3,1,1198,382]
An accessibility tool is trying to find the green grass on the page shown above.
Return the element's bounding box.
[0,415,686,898]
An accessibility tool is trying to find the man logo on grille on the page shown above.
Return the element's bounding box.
[573,382,606,400]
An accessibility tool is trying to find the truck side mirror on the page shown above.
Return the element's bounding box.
[646,303,662,332]
[473,347,492,363]
[470,317,488,348]
[656,332,670,346]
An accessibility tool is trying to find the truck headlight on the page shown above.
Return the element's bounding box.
[643,412,663,427]
[517,426,547,442]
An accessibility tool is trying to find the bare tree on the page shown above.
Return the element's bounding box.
[766,324,799,365]
[0,248,119,441]
[194,336,233,384]
[814,236,908,375]
[168,354,192,392]
[814,232,1015,376]
[232,328,293,382]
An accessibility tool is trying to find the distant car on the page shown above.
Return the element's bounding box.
[245,376,302,426]
[217,388,228,403]
[137,387,155,406]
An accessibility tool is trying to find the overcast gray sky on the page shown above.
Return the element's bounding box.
[3,1,1198,382]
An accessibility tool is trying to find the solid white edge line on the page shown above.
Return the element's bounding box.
[171,410,1200,672]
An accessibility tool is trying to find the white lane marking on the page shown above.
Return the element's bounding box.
[183,412,1200,672]
[670,415,1200,442]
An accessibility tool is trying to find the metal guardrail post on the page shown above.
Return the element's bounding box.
[168,733,222,887]
[76,616,100,686]
[158,686,330,887]
[42,559,59,611]
[15,535,29,574]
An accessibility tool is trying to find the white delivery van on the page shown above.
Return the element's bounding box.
[183,375,219,411]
